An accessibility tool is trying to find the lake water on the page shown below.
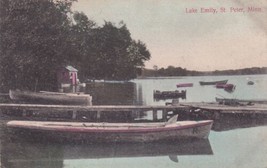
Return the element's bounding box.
[1,74,267,168]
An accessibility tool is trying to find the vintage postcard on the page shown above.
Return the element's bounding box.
[0,0,266,168]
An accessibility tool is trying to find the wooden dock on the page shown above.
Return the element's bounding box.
[0,102,267,121]
[0,103,188,121]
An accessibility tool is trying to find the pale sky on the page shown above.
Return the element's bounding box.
[72,0,267,71]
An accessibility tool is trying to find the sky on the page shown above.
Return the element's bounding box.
[72,0,267,71]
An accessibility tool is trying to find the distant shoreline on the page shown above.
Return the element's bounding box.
[139,67,267,78]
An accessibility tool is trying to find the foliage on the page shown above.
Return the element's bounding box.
[0,0,76,91]
[0,0,151,91]
[141,66,267,77]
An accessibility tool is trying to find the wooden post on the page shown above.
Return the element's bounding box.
[72,110,77,119]
[152,109,157,121]
[214,111,221,120]
[97,111,101,120]
[162,109,167,121]
[22,109,27,117]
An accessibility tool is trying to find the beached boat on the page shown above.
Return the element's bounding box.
[153,90,186,99]
[9,90,92,106]
[176,83,193,88]
[215,97,267,105]
[199,80,228,85]
[7,115,213,143]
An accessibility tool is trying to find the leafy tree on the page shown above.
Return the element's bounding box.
[83,22,150,80]
[0,0,151,92]
[69,11,96,80]
[0,0,75,91]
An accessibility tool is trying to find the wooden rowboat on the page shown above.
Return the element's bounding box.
[216,84,235,92]
[7,115,213,143]
[9,90,92,106]
[199,80,228,85]
[176,83,193,88]
[153,90,186,99]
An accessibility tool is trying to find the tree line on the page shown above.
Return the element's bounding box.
[141,66,267,77]
[0,0,151,91]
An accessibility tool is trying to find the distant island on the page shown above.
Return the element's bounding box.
[140,66,267,77]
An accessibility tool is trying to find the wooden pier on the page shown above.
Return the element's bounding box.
[0,103,188,121]
[0,102,267,121]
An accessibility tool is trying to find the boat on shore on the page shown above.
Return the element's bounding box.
[153,90,186,99]
[9,90,92,106]
[199,80,228,86]
[176,83,193,88]
[7,115,213,143]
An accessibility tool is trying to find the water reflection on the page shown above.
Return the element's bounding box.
[212,114,267,132]
[1,138,213,168]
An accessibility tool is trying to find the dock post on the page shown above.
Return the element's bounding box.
[97,111,101,120]
[152,109,157,121]
[22,109,27,117]
[214,111,221,120]
[72,110,77,119]
[162,109,167,121]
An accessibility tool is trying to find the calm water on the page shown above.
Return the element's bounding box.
[1,74,267,168]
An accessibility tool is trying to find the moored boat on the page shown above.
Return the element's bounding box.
[153,90,186,99]
[7,115,213,143]
[199,80,228,85]
[176,83,193,88]
[9,90,92,106]
[216,83,235,91]
[247,81,254,85]
[223,84,235,92]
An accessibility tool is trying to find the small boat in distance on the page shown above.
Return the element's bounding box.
[247,81,254,85]
[176,83,193,88]
[153,90,186,99]
[216,83,235,92]
[9,90,92,106]
[199,80,228,86]
[223,84,235,92]
[7,115,213,143]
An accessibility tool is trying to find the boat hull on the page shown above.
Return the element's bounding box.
[9,90,92,106]
[7,120,213,143]
[153,90,186,99]
[176,83,193,88]
[199,80,228,85]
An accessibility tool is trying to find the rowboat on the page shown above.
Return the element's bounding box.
[199,80,228,85]
[176,83,193,88]
[7,115,213,143]
[9,90,92,106]
[153,90,186,99]
[247,81,254,85]
[216,84,235,91]
[223,84,235,92]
